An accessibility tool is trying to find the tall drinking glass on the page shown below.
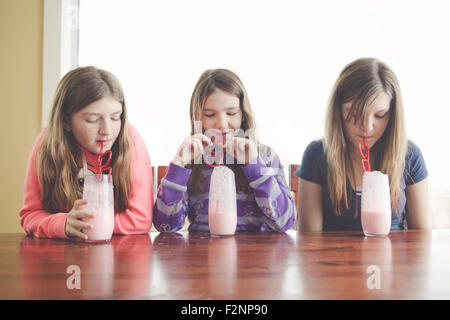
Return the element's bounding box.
[208,166,237,236]
[82,174,114,242]
[361,171,391,237]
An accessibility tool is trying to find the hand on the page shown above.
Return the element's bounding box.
[225,137,258,164]
[173,134,213,167]
[65,199,94,240]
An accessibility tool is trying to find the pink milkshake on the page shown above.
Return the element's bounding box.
[83,174,115,242]
[208,166,237,236]
[209,206,237,236]
[361,171,391,237]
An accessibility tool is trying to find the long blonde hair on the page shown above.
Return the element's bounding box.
[187,68,261,195]
[324,57,407,216]
[37,66,132,213]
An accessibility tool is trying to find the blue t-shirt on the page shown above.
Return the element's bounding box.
[296,140,428,231]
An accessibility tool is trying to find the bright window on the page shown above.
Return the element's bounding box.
[78,0,450,226]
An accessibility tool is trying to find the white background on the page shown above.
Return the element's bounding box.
[78,0,450,226]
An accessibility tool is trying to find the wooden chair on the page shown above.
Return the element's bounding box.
[151,166,154,185]
[289,164,300,208]
[151,165,169,191]
[289,164,300,230]
[157,166,169,187]
[150,165,169,232]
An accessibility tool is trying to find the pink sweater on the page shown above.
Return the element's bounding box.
[19,124,153,239]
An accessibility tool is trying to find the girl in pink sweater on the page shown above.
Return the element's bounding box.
[20,66,153,240]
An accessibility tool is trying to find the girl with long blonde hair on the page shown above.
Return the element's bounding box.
[154,68,295,232]
[296,58,431,231]
[20,66,153,240]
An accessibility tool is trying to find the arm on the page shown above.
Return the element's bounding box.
[405,178,432,229]
[153,134,212,232]
[297,178,323,232]
[153,162,191,232]
[19,132,69,239]
[242,152,296,232]
[113,125,153,234]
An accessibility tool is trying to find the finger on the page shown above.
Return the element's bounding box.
[232,137,242,153]
[70,218,93,230]
[225,138,235,156]
[67,226,88,240]
[180,140,192,160]
[193,139,205,164]
[234,138,247,163]
[191,139,198,154]
[238,139,246,151]
[195,139,204,155]
[73,199,88,210]
[195,134,213,147]
[188,141,198,163]
[192,133,205,141]
[236,140,243,159]
[75,210,95,220]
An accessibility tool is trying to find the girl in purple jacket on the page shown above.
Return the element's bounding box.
[153,69,295,233]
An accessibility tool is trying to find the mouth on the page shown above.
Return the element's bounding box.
[207,131,233,144]
[96,139,112,146]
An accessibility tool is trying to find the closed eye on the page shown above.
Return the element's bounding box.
[375,113,389,119]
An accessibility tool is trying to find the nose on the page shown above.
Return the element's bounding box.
[215,113,229,132]
[360,115,374,135]
[99,119,111,136]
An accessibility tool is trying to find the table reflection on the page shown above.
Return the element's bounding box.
[11,229,448,300]
[233,232,296,299]
[361,236,392,294]
[150,232,296,299]
[207,236,237,296]
[390,230,433,299]
[19,234,152,299]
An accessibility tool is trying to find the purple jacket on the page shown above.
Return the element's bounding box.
[153,147,296,233]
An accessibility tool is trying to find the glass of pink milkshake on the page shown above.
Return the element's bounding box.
[208,166,237,236]
[82,174,115,242]
[361,171,391,237]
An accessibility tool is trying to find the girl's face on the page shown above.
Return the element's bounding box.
[201,89,242,141]
[342,91,391,155]
[67,95,123,154]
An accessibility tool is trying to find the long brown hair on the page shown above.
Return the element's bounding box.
[37,66,132,213]
[324,57,407,215]
[187,68,262,195]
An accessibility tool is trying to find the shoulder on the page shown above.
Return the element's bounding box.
[404,140,428,185]
[405,140,426,168]
[406,140,424,160]
[303,140,325,159]
[127,123,149,152]
[29,129,48,160]
[24,128,48,171]
[296,139,326,184]
[127,123,151,165]
[33,128,47,149]
[300,139,326,168]
[127,123,144,143]
[36,128,47,142]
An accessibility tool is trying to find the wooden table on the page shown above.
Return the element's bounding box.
[0,230,449,300]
